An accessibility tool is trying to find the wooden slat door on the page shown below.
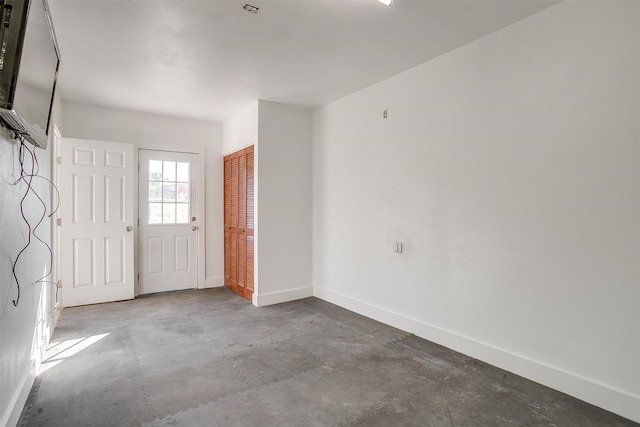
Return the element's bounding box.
[224,155,231,289]
[245,147,254,296]
[237,152,247,297]
[223,146,254,301]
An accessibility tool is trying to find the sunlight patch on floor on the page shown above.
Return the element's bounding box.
[39,333,109,374]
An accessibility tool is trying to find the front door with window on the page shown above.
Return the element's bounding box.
[138,149,199,294]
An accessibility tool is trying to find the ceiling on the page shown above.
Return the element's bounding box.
[47,0,557,124]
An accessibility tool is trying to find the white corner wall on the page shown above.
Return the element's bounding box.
[223,100,313,306]
[1,96,62,427]
[313,1,639,422]
[255,101,313,306]
[222,101,258,155]
[62,103,224,289]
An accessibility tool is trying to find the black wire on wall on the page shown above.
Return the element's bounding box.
[11,139,60,307]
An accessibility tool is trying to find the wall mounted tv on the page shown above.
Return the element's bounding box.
[0,0,59,149]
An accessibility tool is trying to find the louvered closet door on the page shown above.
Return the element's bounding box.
[223,146,254,302]
[245,146,254,296]
[224,155,231,289]
[224,152,238,293]
[224,147,254,300]
[237,152,247,297]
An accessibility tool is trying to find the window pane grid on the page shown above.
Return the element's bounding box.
[148,160,190,225]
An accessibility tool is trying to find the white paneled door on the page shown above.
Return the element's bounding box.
[60,138,135,307]
[138,149,199,294]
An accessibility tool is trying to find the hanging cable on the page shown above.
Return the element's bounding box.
[10,139,61,307]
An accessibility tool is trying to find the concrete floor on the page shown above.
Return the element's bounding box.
[19,288,636,427]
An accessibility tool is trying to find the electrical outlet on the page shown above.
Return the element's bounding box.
[394,242,403,253]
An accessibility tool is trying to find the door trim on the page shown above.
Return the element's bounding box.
[135,144,205,296]
[52,128,61,317]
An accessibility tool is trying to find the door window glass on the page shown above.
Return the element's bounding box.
[148,160,190,224]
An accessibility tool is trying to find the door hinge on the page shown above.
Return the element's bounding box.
[137,218,140,226]
[137,273,140,283]
[56,218,61,226]
[138,163,140,172]
[56,156,61,165]
[57,280,62,288]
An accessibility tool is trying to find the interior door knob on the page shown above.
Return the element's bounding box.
[191,226,199,231]
[126,226,132,231]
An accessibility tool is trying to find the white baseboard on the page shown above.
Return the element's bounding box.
[1,364,35,427]
[254,286,313,307]
[313,286,640,424]
[205,276,224,288]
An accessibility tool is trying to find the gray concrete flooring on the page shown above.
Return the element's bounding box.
[19,288,637,427]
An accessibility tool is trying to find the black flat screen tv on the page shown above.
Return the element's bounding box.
[0,0,59,149]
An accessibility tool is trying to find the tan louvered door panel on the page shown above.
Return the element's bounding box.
[228,152,239,292]
[245,146,254,295]
[223,146,254,302]
[237,152,247,297]
[223,155,231,287]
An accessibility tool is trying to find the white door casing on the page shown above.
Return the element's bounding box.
[60,138,134,307]
[138,149,199,294]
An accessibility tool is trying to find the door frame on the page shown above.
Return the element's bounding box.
[134,143,206,296]
[52,126,62,317]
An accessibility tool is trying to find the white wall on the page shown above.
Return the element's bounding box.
[256,101,312,305]
[62,102,224,289]
[1,96,62,427]
[222,101,258,155]
[313,1,639,422]
[222,101,313,306]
